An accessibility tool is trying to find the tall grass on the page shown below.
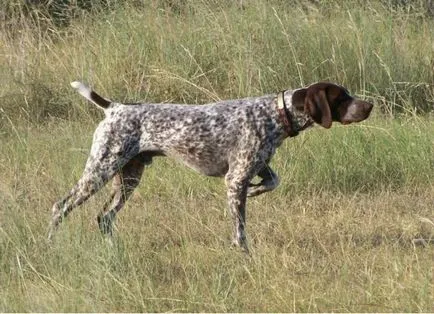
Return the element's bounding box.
[0,0,434,312]
[0,120,433,312]
[1,0,434,125]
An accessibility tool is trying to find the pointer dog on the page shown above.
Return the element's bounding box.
[49,81,373,251]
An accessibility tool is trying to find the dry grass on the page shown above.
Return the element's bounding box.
[0,119,433,312]
[1,0,434,312]
[1,0,434,125]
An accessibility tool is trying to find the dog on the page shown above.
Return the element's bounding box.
[49,81,373,252]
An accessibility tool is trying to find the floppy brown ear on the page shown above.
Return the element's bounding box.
[305,88,332,128]
[291,88,307,110]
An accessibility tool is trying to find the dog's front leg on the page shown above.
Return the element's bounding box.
[225,171,250,253]
[247,166,279,197]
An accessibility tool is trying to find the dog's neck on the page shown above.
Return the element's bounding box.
[277,90,313,137]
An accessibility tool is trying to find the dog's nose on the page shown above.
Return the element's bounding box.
[365,101,373,114]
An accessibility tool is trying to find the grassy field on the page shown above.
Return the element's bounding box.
[0,119,433,312]
[1,0,434,312]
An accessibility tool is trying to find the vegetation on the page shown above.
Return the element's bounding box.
[0,0,433,311]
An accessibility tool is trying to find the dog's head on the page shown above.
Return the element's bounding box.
[291,82,373,128]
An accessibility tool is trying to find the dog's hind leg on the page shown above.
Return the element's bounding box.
[48,147,136,240]
[97,153,152,236]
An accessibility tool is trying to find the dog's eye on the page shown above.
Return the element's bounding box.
[336,91,351,103]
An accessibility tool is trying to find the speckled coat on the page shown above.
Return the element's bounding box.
[49,81,373,252]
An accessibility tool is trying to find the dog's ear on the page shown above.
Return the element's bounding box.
[291,88,307,110]
[291,85,332,128]
[304,86,332,129]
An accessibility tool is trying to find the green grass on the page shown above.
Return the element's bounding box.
[1,0,434,124]
[1,0,434,312]
[0,118,433,312]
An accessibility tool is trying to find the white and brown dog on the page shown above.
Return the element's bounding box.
[49,81,373,252]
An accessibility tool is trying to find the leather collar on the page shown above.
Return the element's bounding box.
[276,91,300,137]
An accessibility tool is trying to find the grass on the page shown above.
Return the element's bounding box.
[0,0,434,312]
[0,118,433,312]
[1,0,434,124]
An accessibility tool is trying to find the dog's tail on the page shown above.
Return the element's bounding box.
[70,81,111,110]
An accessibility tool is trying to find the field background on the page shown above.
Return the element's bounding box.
[0,0,433,312]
